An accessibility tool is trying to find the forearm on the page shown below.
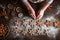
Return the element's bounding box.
[37,0,54,19]
[41,0,54,12]
[22,0,36,19]
[22,0,35,14]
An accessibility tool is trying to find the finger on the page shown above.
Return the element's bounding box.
[30,13,36,19]
[36,14,40,19]
[37,14,42,20]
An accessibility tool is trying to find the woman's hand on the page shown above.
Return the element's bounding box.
[37,0,54,20]
[36,10,44,20]
[22,0,36,19]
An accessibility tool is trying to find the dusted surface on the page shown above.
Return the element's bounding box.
[0,0,60,40]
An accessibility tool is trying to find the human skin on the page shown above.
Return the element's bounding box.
[22,0,54,20]
[37,0,54,20]
[22,0,36,19]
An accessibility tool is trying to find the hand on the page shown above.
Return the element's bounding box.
[22,0,36,19]
[36,10,44,20]
[30,12,36,19]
